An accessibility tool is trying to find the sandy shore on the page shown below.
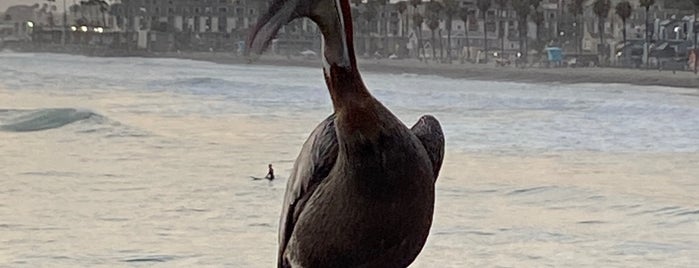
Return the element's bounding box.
[7,42,699,89]
[151,51,699,90]
[7,44,699,89]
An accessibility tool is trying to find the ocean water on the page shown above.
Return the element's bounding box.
[0,52,698,267]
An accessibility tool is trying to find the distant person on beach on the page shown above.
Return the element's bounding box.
[251,164,274,181]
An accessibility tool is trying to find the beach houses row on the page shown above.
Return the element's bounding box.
[2,0,697,63]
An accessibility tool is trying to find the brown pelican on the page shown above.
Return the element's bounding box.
[247,0,445,266]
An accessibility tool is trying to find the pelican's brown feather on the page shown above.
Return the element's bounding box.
[278,114,337,267]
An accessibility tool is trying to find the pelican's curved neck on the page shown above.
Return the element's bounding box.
[320,0,355,71]
[316,0,369,112]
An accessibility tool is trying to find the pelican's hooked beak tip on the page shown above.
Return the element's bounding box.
[246,0,303,60]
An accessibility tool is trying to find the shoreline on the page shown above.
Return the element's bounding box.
[152,51,699,90]
[6,46,699,89]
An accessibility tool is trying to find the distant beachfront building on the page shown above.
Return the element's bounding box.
[106,0,319,53]
[0,4,52,41]
[363,0,608,62]
[13,0,697,68]
[112,0,265,33]
[575,0,698,67]
[1,12,16,43]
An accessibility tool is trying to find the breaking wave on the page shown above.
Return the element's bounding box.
[0,108,100,132]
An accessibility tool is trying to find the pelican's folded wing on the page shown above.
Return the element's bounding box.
[278,114,338,267]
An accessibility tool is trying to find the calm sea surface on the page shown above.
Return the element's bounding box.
[1,52,698,267]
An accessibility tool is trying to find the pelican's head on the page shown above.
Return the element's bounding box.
[247,0,354,67]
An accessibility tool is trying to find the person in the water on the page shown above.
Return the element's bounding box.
[251,164,274,181]
[265,164,274,181]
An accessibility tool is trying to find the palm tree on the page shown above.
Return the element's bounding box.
[410,0,421,25]
[374,1,386,35]
[529,0,543,35]
[396,1,408,37]
[532,11,545,53]
[40,2,53,27]
[615,1,632,54]
[593,0,611,65]
[409,0,420,34]
[47,9,56,28]
[78,0,89,24]
[639,0,655,68]
[69,4,80,24]
[364,0,378,55]
[376,0,390,55]
[693,0,699,73]
[569,0,585,55]
[350,2,363,54]
[529,0,543,50]
[476,0,492,62]
[410,0,423,59]
[413,12,425,60]
[495,0,508,59]
[692,0,699,50]
[529,0,545,40]
[426,0,442,62]
[426,18,439,61]
[512,0,530,60]
[83,0,95,25]
[350,0,363,32]
[443,0,459,63]
[459,7,471,61]
[409,0,421,16]
[108,2,125,45]
[96,0,109,27]
[639,0,655,40]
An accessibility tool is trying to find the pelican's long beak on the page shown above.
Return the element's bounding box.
[246,0,303,58]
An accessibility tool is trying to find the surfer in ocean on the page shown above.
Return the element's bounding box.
[251,164,274,181]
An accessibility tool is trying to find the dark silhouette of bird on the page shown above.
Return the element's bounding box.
[251,164,275,181]
[247,0,445,266]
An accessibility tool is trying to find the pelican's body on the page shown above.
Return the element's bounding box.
[247,0,445,266]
